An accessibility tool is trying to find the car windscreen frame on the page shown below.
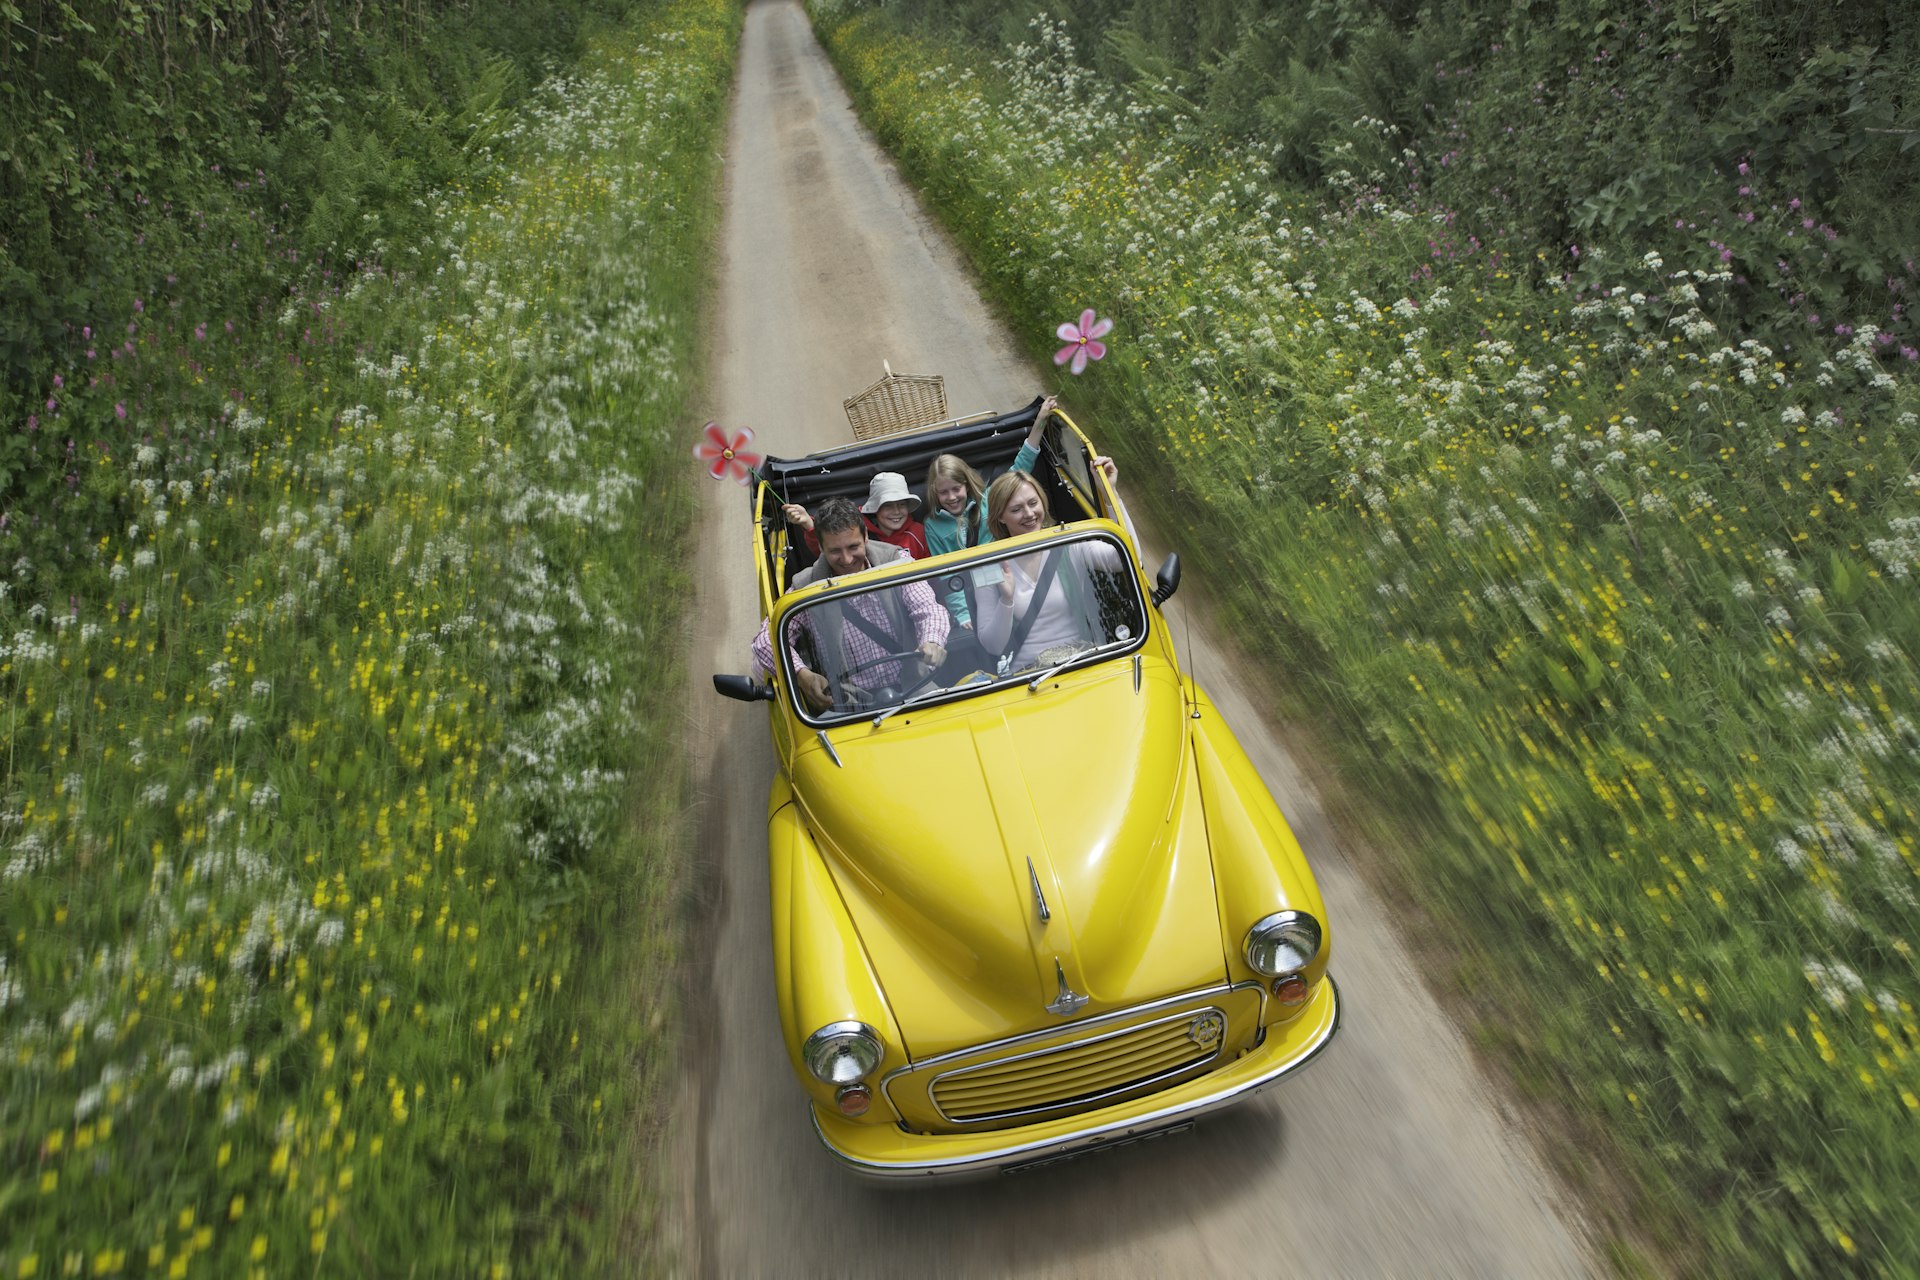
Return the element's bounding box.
[773,527,1150,728]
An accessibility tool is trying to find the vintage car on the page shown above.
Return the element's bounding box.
[713,396,1339,1177]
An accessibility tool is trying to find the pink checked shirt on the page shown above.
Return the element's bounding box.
[752,576,950,692]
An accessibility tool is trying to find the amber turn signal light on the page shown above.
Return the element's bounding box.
[1271,974,1311,1005]
[835,1083,873,1117]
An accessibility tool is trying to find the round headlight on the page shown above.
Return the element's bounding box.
[802,1022,884,1085]
[1243,910,1322,977]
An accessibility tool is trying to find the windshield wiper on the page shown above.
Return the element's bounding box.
[870,671,991,726]
[1026,642,1110,692]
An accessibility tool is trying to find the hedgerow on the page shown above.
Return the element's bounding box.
[1,0,643,531]
[1,0,737,1272]
[812,6,1919,1275]
[833,0,1919,367]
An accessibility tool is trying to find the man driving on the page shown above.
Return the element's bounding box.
[751,497,949,711]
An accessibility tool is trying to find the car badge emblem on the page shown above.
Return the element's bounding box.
[1188,1012,1225,1049]
[1045,959,1088,1017]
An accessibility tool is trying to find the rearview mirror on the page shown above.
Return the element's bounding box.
[713,674,776,702]
[1151,553,1181,606]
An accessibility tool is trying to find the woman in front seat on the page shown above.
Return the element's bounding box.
[973,457,1133,671]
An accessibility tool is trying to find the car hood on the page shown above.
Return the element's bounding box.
[794,663,1228,1059]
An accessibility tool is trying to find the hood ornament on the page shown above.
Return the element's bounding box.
[1045,958,1088,1017]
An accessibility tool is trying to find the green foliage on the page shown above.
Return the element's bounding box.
[819,0,1919,362]
[1,0,642,526]
[814,6,1920,1275]
[0,0,738,1271]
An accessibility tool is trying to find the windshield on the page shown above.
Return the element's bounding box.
[775,531,1148,726]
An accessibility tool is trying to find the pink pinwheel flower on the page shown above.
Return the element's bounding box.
[1054,309,1112,375]
[693,421,762,485]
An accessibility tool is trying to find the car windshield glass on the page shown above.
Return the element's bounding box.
[777,531,1147,725]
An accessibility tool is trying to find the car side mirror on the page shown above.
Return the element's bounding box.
[1151,553,1181,606]
[713,674,776,702]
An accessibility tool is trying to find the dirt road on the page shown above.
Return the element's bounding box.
[673,2,1598,1274]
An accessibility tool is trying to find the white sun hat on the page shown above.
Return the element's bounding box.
[860,472,921,514]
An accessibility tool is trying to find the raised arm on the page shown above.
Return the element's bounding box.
[1087,454,1141,550]
[1012,394,1057,475]
[782,503,825,556]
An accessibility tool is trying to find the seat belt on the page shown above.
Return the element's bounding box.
[837,591,909,653]
[816,600,851,708]
[999,547,1064,669]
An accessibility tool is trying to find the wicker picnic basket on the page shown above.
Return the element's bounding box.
[842,361,948,440]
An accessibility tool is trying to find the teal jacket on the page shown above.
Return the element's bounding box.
[924,499,985,557]
[923,441,1039,625]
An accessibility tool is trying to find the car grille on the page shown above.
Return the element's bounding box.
[929,1008,1223,1123]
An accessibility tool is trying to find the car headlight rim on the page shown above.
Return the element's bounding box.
[1243,910,1322,977]
[802,1021,884,1085]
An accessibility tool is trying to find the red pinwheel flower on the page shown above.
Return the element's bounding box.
[1054,309,1112,375]
[694,422,762,485]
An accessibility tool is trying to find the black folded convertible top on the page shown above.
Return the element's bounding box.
[753,395,1046,514]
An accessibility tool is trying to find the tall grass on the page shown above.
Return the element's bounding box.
[0,0,738,1273]
[812,7,1920,1275]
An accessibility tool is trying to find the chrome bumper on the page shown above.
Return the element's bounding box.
[813,974,1340,1181]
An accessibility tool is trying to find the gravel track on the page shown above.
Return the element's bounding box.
[671,4,1600,1275]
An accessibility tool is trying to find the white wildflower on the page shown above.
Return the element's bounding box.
[1803,959,1864,1010]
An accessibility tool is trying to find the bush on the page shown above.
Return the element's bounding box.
[0,0,738,1271]
[812,6,1920,1274]
[1,0,640,542]
[819,0,1920,366]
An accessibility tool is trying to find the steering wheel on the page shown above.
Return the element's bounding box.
[837,681,881,710]
[840,649,923,679]
[894,662,942,702]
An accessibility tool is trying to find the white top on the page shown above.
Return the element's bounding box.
[974,538,1127,669]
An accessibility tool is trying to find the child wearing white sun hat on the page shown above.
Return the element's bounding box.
[784,470,932,560]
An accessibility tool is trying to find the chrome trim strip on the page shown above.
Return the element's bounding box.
[818,976,1341,1181]
[928,1007,1224,1125]
[815,729,843,768]
[1026,858,1050,923]
[1133,653,1142,692]
[882,980,1262,1085]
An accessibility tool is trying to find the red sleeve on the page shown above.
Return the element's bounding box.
[874,521,930,559]
[802,524,820,555]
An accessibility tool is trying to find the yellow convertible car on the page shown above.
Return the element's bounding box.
[713,397,1339,1177]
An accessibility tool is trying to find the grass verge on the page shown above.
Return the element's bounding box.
[811,7,1920,1276]
[0,1,739,1273]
